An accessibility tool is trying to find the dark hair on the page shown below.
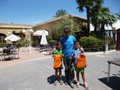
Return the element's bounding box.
[63,28,70,31]
[74,41,80,44]
[56,42,61,46]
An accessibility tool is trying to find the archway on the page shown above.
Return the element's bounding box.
[0,33,6,42]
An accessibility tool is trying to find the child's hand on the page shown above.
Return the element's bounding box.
[85,64,88,68]
[81,53,85,56]
[52,55,54,57]
[72,53,75,58]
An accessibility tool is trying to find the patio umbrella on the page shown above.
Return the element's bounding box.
[5,34,21,41]
[33,30,48,36]
[40,30,48,45]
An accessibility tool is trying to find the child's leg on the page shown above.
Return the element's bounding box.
[59,69,62,78]
[76,71,80,82]
[55,69,58,80]
[76,71,80,87]
[81,72,88,88]
[81,72,86,83]
[59,69,63,85]
[54,69,58,85]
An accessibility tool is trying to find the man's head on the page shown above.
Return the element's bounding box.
[63,28,70,37]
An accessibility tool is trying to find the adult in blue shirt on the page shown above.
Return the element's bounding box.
[60,28,76,88]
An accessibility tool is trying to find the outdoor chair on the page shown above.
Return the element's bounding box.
[0,48,3,61]
[13,47,20,59]
[3,49,14,60]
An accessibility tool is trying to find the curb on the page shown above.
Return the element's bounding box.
[85,50,116,55]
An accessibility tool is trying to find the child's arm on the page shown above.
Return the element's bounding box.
[79,47,85,54]
[80,47,88,67]
[52,48,56,57]
[72,50,75,59]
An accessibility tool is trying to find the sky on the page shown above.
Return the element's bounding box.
[0,0,120,25]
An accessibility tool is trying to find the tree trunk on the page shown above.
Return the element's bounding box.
[100,24,105,37]
[94,23,97,31]
[86,8,90,37]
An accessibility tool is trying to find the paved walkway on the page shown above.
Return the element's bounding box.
[0,50,120,90]
[0,47,116,68]
[0,47,51,67]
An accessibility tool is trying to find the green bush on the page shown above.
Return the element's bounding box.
[16,38,29,47]
[48,40,57,46]
[46,36,52,42]
[0,42,6,48]
[91,31,104,39]
[79,36,105,51]
[108,36,114,45]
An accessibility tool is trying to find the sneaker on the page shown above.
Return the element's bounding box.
[54,80,57,86]
[59,79,63,85]
[76,82,79,88]
[83,83,88,90]
[64,81,68,85]
[70,83,74,89]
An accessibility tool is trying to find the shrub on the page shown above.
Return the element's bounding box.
[108,36,114,45]
[0,42,6,48]
[79,36,105,51]
[46,36,52,42]
[16,38,29,47]
[80,36,98,48]
[48,40,57,46]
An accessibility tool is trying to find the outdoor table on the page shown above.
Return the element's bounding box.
[107,59,120,82]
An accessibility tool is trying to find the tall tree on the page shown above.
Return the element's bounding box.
[92,7,117,36]
[98,7,116,35]
[76,0,103,36]
[115,12,120,20]
[90,3,102,31]
[53,17,81,41]
[91,7,117,37]
[53,9,67,18]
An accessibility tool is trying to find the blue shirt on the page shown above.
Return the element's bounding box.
[60,35,76,57]
[73,48,82,64]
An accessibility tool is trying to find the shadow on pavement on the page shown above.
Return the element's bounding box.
[47,75,67,84]
[98,76,120,90]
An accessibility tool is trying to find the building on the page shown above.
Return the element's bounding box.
[0,23,33,42]
[33,14,87,35]
[0,14,87,43]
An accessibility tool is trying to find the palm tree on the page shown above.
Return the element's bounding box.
[76,0,103,36]
[53,9,67,18]
[90,4,117,37]
[90,3,102,31]
[115,12,120,20]
[97,7,117,36]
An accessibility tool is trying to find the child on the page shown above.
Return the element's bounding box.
[73,41,88,89]
[52,42,63,86]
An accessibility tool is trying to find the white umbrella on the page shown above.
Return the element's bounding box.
[5,34,21,41]
[33,30,48,36]
[40,30,48,45]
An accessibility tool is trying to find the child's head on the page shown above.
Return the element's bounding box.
[56,42,62,50]
[74,41,80,49]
